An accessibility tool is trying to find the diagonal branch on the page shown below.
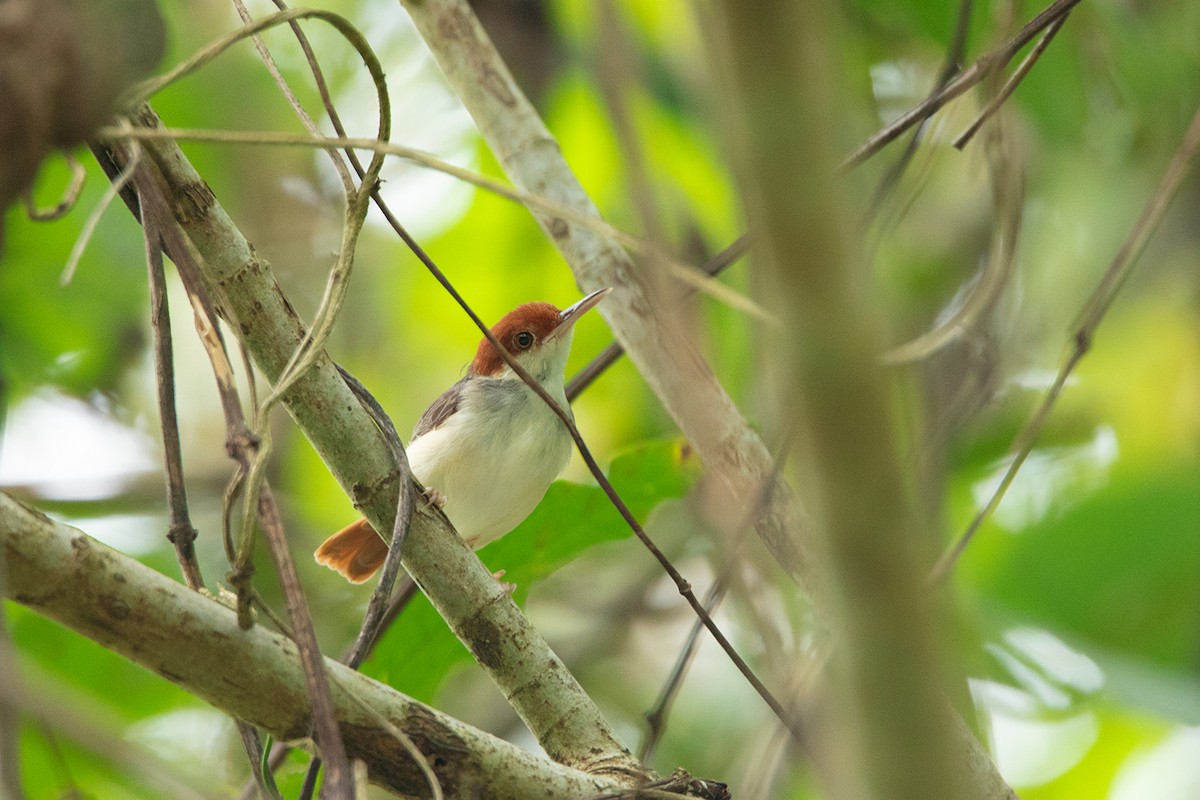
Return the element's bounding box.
[842,0,1083,168]
[98,103,645,782]
[395,0,810,584]
[0,494,628,800]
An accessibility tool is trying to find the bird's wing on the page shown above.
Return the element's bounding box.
[412,375,467,439]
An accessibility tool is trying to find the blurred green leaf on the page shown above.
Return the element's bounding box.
[973,466,1200,677]
[1,163,147,399]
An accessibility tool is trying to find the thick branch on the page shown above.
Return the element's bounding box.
[96,104,643,781]
[396,0,809,582]
[0,492,618,800]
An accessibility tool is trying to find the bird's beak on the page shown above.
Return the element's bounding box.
[549,287,611,339]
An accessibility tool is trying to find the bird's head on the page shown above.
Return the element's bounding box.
[469,287,611,383]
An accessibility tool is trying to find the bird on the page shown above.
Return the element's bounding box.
[314,287,611,583]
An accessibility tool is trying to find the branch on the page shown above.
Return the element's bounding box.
[395,0,810,583]
[711,0,1014,798]
[96,103,645,782]
[930,99,1200,581]
[0,492,622,800]
[92,125,765,320]
[842,0,1083,168]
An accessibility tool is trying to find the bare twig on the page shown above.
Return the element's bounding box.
[396,0,808,582]
[231,0,354,193]
[884,102,1024,365]
[93,125,768,320]
[142,200,205,591]
[60,144,139,286]
[953,13,1069,149]
[256,483,354,797]
[867,0,975,219]
[22,152,86,221]
[640,435,792,762]
[842,0,1082,169]
[566,235,749,401]
[333,367,416,669]
[931,102,1200,581]
[639,580,726,763]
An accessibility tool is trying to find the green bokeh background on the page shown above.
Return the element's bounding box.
[2,0,1198,797]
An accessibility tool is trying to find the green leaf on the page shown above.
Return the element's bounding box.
[363,438,701,702]
[971,465,1200,680]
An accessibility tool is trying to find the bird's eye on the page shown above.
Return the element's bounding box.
[514,331,535,349]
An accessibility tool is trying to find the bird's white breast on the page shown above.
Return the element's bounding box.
[405,377,572,548]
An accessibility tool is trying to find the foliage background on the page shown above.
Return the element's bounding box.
[1,0,1198,797]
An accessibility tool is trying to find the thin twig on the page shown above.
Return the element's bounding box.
[566,235,749,401]
[93,124,771,322]
[60,143,140,286]
[639,580,726,763]
[256,483,353,799]
[930,101,1200,581]
[128,158,280,799]
[333,367,416,669]
[884,97,1024,365]
[234,724,280,800]
[953,13,1069,149]
[842,0,1082,169]
[230,0,354,193]
[867,0,975,220]
[640,435,792,762]
[405,234,806,744]
[22,152,86,222]
[142,197,205,591]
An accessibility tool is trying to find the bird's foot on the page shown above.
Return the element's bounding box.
[421,486,447,509]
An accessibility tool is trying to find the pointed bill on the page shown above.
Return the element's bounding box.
[550,287,611,339]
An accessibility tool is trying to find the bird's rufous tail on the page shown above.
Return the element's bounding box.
[314,518,387,583]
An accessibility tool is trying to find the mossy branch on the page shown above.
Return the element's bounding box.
[0,492,624,800]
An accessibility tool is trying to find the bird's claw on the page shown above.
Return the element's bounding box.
[422,486,447,509]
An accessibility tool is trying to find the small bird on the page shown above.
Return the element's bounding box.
[315,287,611,583]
